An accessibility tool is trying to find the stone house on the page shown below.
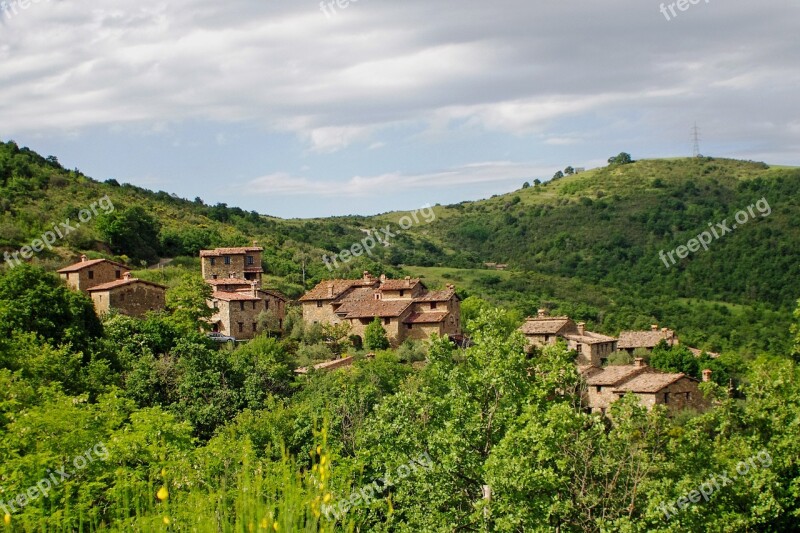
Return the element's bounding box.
[87,272,167,318]
[617,325,679,354]
[299,272,461,346]
[519,310,617,366]
[57,255,130,293]
[200,244,264,284]
[580,358,710,415]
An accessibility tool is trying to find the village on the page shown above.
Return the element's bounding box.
[56,246,715,417]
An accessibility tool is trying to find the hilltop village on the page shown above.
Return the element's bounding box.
[52,246,716,416]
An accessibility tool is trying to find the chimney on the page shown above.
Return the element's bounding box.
[123,272,132,280]
[577,322,586,335]
[634,357,646,368]
[80,254,88,262]
[702,369,712,383]
[327,281,334,298]
[380,274,387,282]
[363,270,371,281]
[651,324,659,331]
[537,308,548,318]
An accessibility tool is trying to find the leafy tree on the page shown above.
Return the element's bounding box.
[522,181,530,189]
[96,206,161,263]
[165,274,213,333]
[608,152,633,165]
[553,170,564,180]
[565,166,575,175]
[364,317,389,350]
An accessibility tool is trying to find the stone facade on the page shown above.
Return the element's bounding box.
[519,311,616,365]
[299,272,461,346]
[200,245,264,284]
[87,274,167,318]
[58,255,130,293]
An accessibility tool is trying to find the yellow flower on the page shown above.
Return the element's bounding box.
[312,464,318,472]
[260,518,268,529]
[163,516,171,525]
[320,456,327,466]
[3,514,10,525]
[161,468,166,478]
[273,522,279,531]
[157,486,169,501]
[323,493,332,503]
[316,446,322,455]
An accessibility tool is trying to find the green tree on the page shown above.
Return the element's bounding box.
[96,206,161,263]
[364,317,389,350]
[553,170,564,180]
[608,152,633,165]
[166,274,213,333]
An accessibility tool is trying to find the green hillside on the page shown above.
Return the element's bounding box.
[1,141,798,354]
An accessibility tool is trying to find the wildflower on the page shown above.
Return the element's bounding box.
[4,514,10,525]
[163,516,171,525]
[320,456,327,466]
[273,522,279,531]
[260,518,268,529]
[323,493,332,503]
[157,486,169,501]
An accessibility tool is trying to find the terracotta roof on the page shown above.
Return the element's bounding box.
[212,291,261,302]
[564,331,618,345]
[299,279,377,302]
[380,278,422,291]
[336,299,412,319]
[58,258,130,273]
[260,289,290,302]
[200,247,263,257]
[585,365,650,386]
[86,278,166,292]
[404,311,449,324]
[579,365,604,379]
[613,372,692,393]
[519,317,574,335]
[618,329,677,349]
[206,278,253,286]
[414,288,458,302]
[336,286,378,304]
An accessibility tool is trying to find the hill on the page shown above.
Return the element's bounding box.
[1,140,798,354]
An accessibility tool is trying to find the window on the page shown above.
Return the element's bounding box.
[240,301,245,311]
[431,302,437,309]
[253,301,257,310]
[210,257,216,266]
[265,300,270,310]
[596,386,602,393]
[664,393,670,404]
[224,256,231,265]
[120,293,125,302]
[407,323,412,330]
[88,270,94,280]
[252,323,258,332]
[384,317,390,325]
[238,322,244,333]
[247,256,254,265]
[576,344,583,354]
[115,270,121,279]
[399,290,405,297]
[317,301,323,308]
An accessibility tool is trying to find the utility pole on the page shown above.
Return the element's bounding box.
[691,123,702,158]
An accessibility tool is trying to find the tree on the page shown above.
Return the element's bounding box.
[564,166,575,175]
[364,317,389,350]
[96,206,161,263]
[533,179,541,186]
[607,152,633,166]
[522,181,530,189]
[792,299,800,362]
[165,274,213,333]
[257,309,282,338]
[553,170,564,180]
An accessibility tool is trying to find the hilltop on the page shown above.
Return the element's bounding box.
[1,140,798,354]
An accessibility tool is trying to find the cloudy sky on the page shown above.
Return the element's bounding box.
[1,0,797,218]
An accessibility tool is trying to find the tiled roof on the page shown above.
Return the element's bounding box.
[564,331,618,345]
[200,247,263,257]
[414,288,457,302]
[586,365,649,386]
[519,317,574,335]
[206,278,253,286]
[380,278,422,291]
[299,279,377,302]
[579,365,604,379]
[212,291,261,302]
[404,311,449,324]
[58,258,130,273]
[618,330,676,349]
[336,299,412,319]
[260,289,290,302]
[336,286,378,304]
[613,372,691,393]
[86,278,166,292]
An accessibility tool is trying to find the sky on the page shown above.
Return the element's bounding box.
[0,0,798,218]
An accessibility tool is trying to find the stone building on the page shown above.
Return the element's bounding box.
[580,358,710,415]
[299,272,461,346]
[519,310,617,366]
[200,247,287,340]
[57,255,131,293]
[87,272,167,317]
[200,245,264,284]
[617,325,679,354]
